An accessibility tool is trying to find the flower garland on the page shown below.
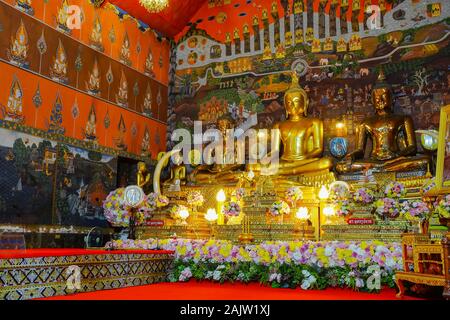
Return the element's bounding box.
[105,238,402,292]
[329,182,350,201]
[375,198,401,219]
[186,191,204,207]
[353,187,375,204]
[285,186,303,203]
[269,200,291,216]
[103,188,152,227]
[400,200,430,222]
[334,200,352,217]
[436,195,450,219]
[223,201,241,217]
[384,182,406,199]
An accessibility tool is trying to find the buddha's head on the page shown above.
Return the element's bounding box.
[138,161,147,172]
[284,73,308,119]
[372,71,393,114]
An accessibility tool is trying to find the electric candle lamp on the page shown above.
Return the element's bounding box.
[296,207,310,221]
[216,189,226,225]
[319,185,330,200]
[205,208,218,223]
[179,208,190,225]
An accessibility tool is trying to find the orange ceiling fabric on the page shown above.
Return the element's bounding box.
[107,0,208,38]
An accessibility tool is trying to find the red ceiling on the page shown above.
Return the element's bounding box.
[107,0,207,38]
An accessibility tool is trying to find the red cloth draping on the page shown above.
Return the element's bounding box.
[0,249,173,259]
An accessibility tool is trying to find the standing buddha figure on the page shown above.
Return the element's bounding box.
[336,71,431,174]
[137,162,151,193]
[50,39,68,83]
[119,32,131,66]
[116,70,129,108]
[89,15,104,52]
[248,73,333,178]
[86,59,101,96]
[84,104,97,142]
[144,50,155,77]
[5,76,24,123]
[143,83,153,117]
[8,19,29,67]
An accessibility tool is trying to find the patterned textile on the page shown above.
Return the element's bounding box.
[0,252,174,300]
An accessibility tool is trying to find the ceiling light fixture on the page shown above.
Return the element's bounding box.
[139,0,169,13]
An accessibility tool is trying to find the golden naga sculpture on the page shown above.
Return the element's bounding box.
[248,73,333,178]
[137,162,151,192]
[336,71,431,174]
[189,117,244,185]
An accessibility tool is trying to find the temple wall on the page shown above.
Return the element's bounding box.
[172,0,450,157]
[0,0,170,241]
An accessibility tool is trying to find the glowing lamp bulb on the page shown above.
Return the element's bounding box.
[323,206,335,217]
[216,189,226,202]
[296,207,310,220]
[179,209,190,220]
[319,186,330,200]
[205,209,218,222]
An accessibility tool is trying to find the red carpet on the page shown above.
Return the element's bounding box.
[41,281,422,300]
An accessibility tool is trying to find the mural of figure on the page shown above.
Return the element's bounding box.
[144,50,155,77]
[89,15,104,52]
[141,126,151,157]
[119,32,132,66]
[15,0,34,15]
[50,39,68,84]
[7,19,29,68]
[56,0,71,34]
[116,70,129,108]
[143,83,153,117]
[86,58,101,96]
[4,75,24,123]
[48,93,65,135]
[84,104,97,142]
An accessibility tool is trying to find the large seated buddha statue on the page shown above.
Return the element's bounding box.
[248,73,333,181]
[336,71,431,174]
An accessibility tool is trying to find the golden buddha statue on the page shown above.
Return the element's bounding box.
[189,117,244,185]
[116,70,129,108]
[119,32,131,66]
[50,39,68,83]
[5,76,24,123]
[143,83,153,117]
[84,104,97,142]
[86,59,101,96]
[248,73,333,178]
[137,162,151,192]
[164,152,187,189]
[89,15,104,52]
[336,71,431,174]
[262,42,272,60]
[8,19,29,67]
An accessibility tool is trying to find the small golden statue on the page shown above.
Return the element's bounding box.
[50,39,68,84]
[336,71,431,174]
[248,73,333,180]
[164,152,187,191]
[86,59,101,96]
[8,19,29,68]
[137,161,151,192]
[116,70,129,108]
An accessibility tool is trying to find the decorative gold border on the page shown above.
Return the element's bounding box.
[435,105,450,193]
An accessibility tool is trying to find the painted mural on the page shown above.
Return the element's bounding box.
[55,144,117,227]
[171,0,450,157]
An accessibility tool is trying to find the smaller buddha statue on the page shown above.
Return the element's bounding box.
[141,127,151,157]
[137,162,151,193]
[86,59,101,96]
[119,32,132,66]
[262,43,272,60]
[8,19,29,68]
[84,104,97,142]
[143,83,153,117]
[116,70,129,108]
[89,15,104,52]
[164,152,187,191]
[336,71,431,174]
[5,76,24,123]
[275,43,286,59]
[56,0,70,34]
[50,39,68,84]
[189,116,244,185]
[144,51,155,77]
